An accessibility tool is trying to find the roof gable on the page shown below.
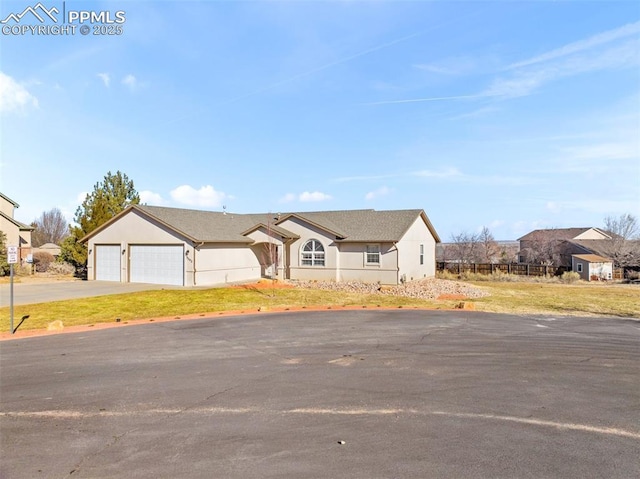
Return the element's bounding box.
[0,192,20,208]
[0,210,34,230]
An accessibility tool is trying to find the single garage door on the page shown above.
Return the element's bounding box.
[130,245,184,286]
[95,245,121,281]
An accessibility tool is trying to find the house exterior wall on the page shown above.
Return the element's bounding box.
[572,257,613,281]
[278,217,339,282]
[1,214,32,261]
[86,210,189,283]
[0,196,16,217]
[397,216,436,281]
[278,214,437,285]
[0,215,21,249]
[336,242,398,284]
[193,243,261,286]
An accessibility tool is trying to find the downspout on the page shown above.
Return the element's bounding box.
[193,241,205,286]
[392,242,399,285]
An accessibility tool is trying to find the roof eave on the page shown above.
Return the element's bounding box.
[80,205,198,244]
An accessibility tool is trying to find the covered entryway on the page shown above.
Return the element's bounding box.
[95,245,121,281]
[129,245,184,286]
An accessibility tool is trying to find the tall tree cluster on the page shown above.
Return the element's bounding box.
[59,171,140,270]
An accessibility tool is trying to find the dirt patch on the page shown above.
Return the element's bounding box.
[231,280,295,290]
[437,294,468,300]
[0,273,78,284]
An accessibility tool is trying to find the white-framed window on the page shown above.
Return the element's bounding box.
[301,239,325,266]
[577,263,583,273]
[366,244,380,265]
[420,244,424,265]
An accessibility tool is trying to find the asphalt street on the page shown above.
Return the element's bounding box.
[1,310,639,478]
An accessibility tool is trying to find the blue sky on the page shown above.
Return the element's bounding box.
[1,0,638,241]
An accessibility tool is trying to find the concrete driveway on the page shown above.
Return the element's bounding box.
[1,310,638,478]
[0,280,183,306]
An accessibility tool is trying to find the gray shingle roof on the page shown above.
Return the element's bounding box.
[83,205,440,244]
[518,228,599,242]
[281,209,429,242]
[136,205,293,243]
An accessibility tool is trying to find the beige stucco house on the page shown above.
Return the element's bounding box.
[0,192,33,261]
[81,205,440,286]
[571,254,613,281]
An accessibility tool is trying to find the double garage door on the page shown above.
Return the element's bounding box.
[95,245,184,286]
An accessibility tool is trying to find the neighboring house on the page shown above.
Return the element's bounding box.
[571,254,613,281]
[0,192,33,262]
[33,242,62,258]
[81,205,440,286]
[518,227,613,267]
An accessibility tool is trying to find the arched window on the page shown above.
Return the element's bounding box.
[301,239,325,266]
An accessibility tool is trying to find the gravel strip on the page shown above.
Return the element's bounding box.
[293,277,489,300]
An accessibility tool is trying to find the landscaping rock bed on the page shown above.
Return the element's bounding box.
[293,277,489,300]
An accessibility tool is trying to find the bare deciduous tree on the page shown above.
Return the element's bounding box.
[31,208,69,247]
[478,226,500,263]
[604,213,639,240]
[602,213,640,268]
[449,231,480,264]
[519,229,565,266]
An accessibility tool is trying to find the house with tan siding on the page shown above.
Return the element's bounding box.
[81,205,440,286]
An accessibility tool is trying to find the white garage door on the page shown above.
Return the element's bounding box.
[130,245,184,286]
[95,245,121,281]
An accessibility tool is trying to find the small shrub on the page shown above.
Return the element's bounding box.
[48,262,76,275]
[32,251,55,272]
[560,271,581,284]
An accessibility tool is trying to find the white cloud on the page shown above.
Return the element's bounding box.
[122,74,139,91]
[485,31,639,99]
[0,72,38,113]
[299,191,332,202]
[170,185,227,207]
[560,141,637,162]
[506,21,640,70]
[281,191,332,202]
[76,192,89,203]
[371,22,640,106]
[279,193,297,203]
[97,73,111,88]
[139,190,164,205]
[365,186,391,200]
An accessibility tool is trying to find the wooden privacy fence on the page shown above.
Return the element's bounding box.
[437,262,569,277]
